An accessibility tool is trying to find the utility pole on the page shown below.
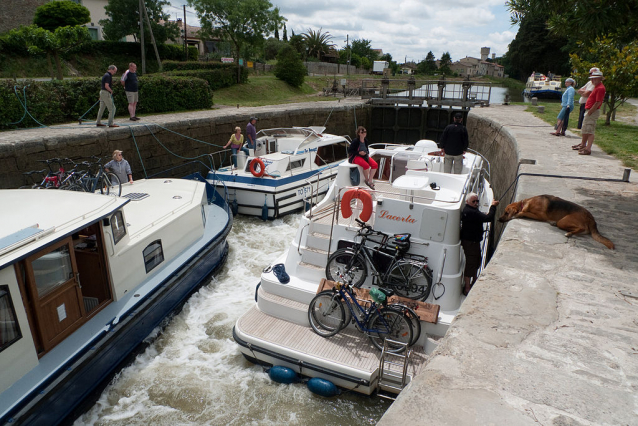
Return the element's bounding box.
[142,0,162,70]
[183,5,188,61]
[345,34,350,76]
[139,0,145,74]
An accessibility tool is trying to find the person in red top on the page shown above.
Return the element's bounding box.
[575,70,605,155]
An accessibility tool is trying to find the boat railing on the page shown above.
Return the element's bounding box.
[208,149,234,171]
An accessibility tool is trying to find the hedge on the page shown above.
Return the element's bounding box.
[162,60,239,71]
[0,76,212,129]
[163,67,247,90]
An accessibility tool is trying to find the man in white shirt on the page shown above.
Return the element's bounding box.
[577,67,599,129]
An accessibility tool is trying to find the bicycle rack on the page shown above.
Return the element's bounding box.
[377,338,412,400]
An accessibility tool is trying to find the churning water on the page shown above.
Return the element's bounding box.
[75,215,389,425]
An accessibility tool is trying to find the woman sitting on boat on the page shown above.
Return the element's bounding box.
[348,126,378,189]
[224,127,250,168]
[551,78,576,136]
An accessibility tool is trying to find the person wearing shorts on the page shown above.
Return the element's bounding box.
[121,63,139,121]
[574,70,605,155]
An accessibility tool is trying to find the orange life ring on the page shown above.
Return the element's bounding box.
[341,188,373,222]
[249,158,265,177]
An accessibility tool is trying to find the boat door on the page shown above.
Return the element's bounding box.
[20,237,85,354]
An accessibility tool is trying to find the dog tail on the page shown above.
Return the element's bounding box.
[590,223,615,250]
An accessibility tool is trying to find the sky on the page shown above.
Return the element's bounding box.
[163,0,519,63]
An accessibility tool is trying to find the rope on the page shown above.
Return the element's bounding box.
[323,104,336,127]
[129,126,148,179]
[142,124,214,170]
[6,86,29,125]
[78,99,101,124]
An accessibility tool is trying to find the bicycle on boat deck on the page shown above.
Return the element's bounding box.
[325,219,433,301]
[308,280,417,353]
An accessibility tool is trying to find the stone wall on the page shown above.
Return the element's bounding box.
[0,0,47,34]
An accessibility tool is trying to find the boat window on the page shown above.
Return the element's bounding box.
[286,158,306,171]
[143,240,164,273]
[315,142,348,165]
[111,211,126,245]
[0,285,22,353]
[31,245,74,297]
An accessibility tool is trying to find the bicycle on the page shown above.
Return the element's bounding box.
[308,280,414,353]
[73,157,122,196]
[325,219,433,301]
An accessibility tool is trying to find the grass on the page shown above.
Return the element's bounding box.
[528,99,638,170]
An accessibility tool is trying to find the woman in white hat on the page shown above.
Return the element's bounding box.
[551,78,576,136]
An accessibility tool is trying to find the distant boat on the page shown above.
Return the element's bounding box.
[208,127,351,219]
[523,72,562,99]
[0,177,232,425]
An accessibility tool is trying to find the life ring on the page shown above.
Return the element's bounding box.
[341,188,373,222]
[249,158,265,177]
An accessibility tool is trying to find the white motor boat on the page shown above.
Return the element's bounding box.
[233,140,495,396]
[523,72,562,99]
[208,127,351,219]
[0,177,232,425]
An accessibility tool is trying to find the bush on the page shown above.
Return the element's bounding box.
[163,67,247,90]
[274,45,306,88]
[0,76,212,129]
[162,60,241,72]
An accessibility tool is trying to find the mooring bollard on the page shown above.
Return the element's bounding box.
[537,105,545,113]
[531,97,538,106]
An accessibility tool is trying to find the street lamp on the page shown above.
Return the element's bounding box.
[344,34,350,75]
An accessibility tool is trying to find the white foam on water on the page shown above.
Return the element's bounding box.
[75,216,389,425]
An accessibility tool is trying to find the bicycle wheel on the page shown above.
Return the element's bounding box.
[325,249,368,288]
[386,260,433,301]
[106,172,122,196]
[389,304,421,346]
[367,308,413,353]
[61,183,86,192]
[308,291,345,337]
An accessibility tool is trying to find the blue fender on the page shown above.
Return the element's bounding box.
[307,377,340,397]
[268,366,299,384]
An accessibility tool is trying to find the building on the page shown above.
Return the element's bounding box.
[449,48,504,78]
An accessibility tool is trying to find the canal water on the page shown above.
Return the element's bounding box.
[75,215,390,425]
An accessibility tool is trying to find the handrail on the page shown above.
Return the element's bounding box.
[297,223,310,255]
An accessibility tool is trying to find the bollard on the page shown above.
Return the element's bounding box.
[531,97,538,106]
[623,169,631,182]
[537,105,545,113]
[504,94,510,105]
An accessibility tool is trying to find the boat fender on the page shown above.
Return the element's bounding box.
[231,198,238,216]
[341,188,373,222]
[250,158,266,177]
[261,194,269,221]
[307,377,340,397]
[268,366,299,384]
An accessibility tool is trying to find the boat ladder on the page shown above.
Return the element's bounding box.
[377,338,412,400]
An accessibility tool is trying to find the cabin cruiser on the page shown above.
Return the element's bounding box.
[208,127,350,219]
[233,140,494,396]
[523,72,562,99]
[0,177,232,425]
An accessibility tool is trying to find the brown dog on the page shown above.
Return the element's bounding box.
[498,195,614,249]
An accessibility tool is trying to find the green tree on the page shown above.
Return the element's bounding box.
[190,0,281,83]
[506,14,570,79]
[288,34,306,56]
[4,25,91,80]
[439,52,452,75]
[33,0,90,32]
[379,53,392,62]
[101,0,179,43]
[351,38,378,62]
[416,51,436,75]
[263,37,285,60]
[570,38,638,125]
[301,28,335,60]
[283,24,288,41]
[274,45,306,87]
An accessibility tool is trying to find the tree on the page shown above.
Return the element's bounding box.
[570,38,638,125]
[101,0,179,44]
[301,28,335,60]
[379,53,392,63]
[4,25,91,80]
[190,0,281,83]
[507,0,638,45]
[33,0,90,32]
[282,24,288,42]
[351,38,378,62]
[274,45,306,87]
[263,37,285,60]
[439,52,452,75]
[288,34,306,57]
[417,51,436,75]
[506,14,570,79]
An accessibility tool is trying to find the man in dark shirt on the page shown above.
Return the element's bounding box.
[96,65,118,127]
[121,62,139,121]
[246,117,258,150]
[460,193,498,295]
[439,112,469,174]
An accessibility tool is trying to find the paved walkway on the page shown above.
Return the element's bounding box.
[381,105,638,425]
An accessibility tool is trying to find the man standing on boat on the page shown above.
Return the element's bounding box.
[439,112,468,174]
[461,193,498,295]
[246,117,258,151]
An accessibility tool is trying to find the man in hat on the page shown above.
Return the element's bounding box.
[246,117,258,151]
[574,70,605,155]
[439,112,469,174]
[576,67,600,129]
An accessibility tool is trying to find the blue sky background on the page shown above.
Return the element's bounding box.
[164,0,519,63]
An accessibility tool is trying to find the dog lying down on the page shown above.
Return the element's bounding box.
[498,194,614,249]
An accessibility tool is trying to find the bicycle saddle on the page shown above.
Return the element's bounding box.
[377,287,394,298]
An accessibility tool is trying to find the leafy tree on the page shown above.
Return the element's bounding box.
[274,45,306,87]
[360,56,372,70]
[379,53,392,62]
[101,0,179,44]
[301,28,335,60]
[351,38,378,62]
[274,27,279,40]
[507,0,638,45]
[506,14,570,79]
[288,34,306,57]
[4,25,91,80]
[33,0,90,32]
[282,24,288,42]
[570,38,638,125]
[263,37,285,60]
[416,51,436,75]
[189,0,281,83]
[439,52,452,75]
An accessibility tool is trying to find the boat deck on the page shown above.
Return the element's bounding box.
[237,305,428,382]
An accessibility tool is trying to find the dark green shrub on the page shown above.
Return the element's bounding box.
[274,45,306,88]
[163,67,247,89]
[163,60,239,72]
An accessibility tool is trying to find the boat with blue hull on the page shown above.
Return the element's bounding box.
[523,72,562,99]
[208,127,351,219]
[0,176,232,425]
